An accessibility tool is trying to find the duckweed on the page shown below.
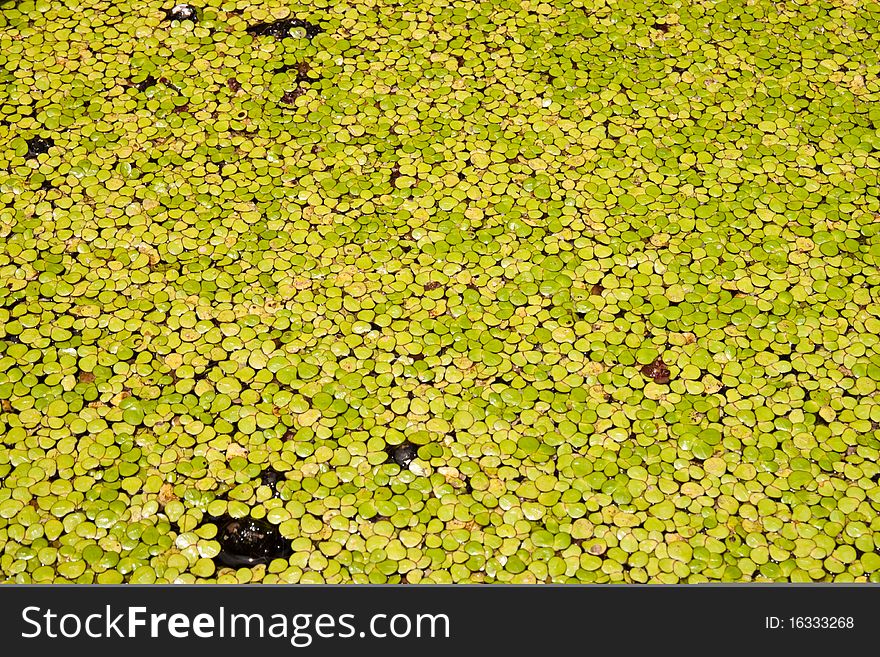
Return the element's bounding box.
[1,0,880,584]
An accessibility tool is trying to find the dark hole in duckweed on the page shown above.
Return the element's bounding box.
[652,22,670,32]
[280,88,305,104]
[227,77,241,92]
[424,281,442,291]
[275,61,320,84]
[641,356,671,384]
[260,466,286,497]
[165,4,199,22]
[214,515,291,567]
[25,136,54,158]
[388,441,418,468]
[246,18,323,40]
[159,77,182,92]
